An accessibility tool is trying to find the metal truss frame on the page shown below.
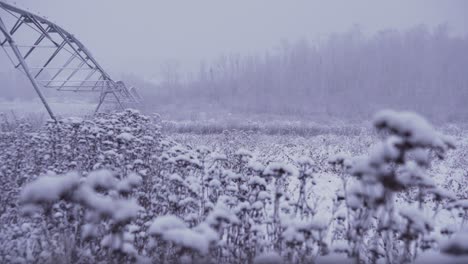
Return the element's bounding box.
[0,1,140,120]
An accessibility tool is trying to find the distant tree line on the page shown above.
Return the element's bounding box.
[2,25,467,121]
[145,25,468,121]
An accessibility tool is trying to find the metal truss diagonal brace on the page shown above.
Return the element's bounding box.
[0,1,141,116]
[0,17,56,121]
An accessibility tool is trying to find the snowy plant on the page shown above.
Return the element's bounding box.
[343,110,455,263]
[1,109,466,264]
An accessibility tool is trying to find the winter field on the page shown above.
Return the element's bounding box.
[1,109,468,264]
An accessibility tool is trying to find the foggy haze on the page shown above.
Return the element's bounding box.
[0,0,467,122]
[3,3,468,263]
[3,0,467,78]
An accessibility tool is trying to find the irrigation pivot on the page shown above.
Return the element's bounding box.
[0,1,140,120]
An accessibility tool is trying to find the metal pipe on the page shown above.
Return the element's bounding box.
[0,1,140,115]
[8,14,23,35]
[22,30,48,61]
[46,53,76,86]
[34,40,66,78]
[79,69,98,87]
[0,17,56,121]
[58,59,87,90]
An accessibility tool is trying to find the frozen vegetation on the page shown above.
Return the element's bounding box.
[0,109,467,263]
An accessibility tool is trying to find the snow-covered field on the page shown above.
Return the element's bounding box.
[1,109,468,264]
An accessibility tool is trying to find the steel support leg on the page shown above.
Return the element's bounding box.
[0,17,56,121]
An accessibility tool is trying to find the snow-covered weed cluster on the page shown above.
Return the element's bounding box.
[1,109,468,263]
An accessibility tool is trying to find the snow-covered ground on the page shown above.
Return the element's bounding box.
[0,109,468,263]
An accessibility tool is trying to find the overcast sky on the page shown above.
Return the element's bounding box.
[2,0,468,79]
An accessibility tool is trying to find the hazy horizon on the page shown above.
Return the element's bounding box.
[2,3,468,264]
[1,0,466,79]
